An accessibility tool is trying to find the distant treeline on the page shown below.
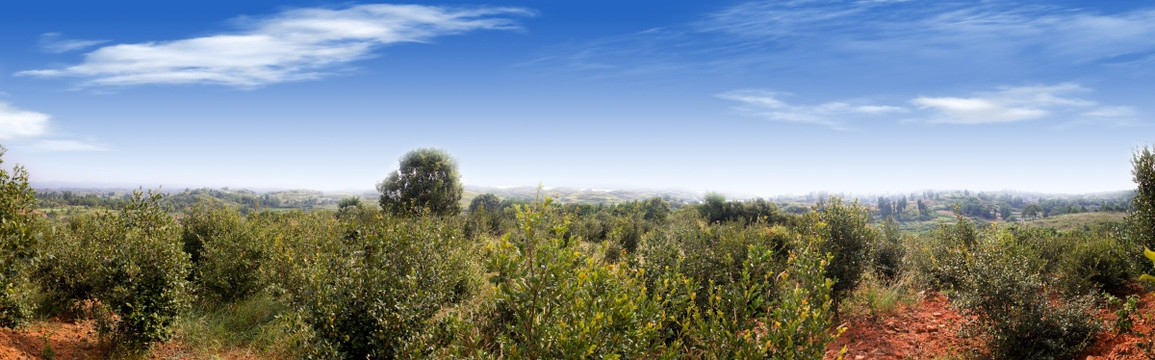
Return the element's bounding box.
[36,188,351,214]
[871,190,1133,222]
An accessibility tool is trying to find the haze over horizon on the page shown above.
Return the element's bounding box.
[1,0,1152,196]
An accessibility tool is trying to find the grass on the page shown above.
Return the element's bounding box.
[167,293,298,359]
[843,271,917,319]
[1022,212,1126,231]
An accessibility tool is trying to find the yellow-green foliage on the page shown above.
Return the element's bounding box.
[37,191,191,350]
[182,201,269,304]
[1140,247,1155,284]
[0,146,40,327]
[275,213,476,359]
[438,198,841,359]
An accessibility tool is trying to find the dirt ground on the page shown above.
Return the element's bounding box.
[1079,287,1155,359]
[826,288,1155,360]
[0,319,102,360]
[6,290,1155,359]
[824,293,975,359]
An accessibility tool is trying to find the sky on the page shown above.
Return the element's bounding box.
[0,0,1152,196]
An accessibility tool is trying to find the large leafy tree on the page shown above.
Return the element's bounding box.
[468,193,501,213]
[378,148,463,216]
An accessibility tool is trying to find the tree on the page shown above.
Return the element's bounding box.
[338,196,363,211]
[998,204,1013,221]
[468,193,501,213]
[699,192,727,223]
[896,196,908,221]
[641,196,671,222]
[1022,203,1042,219]
[377,148,463,216]
[877,197,893,220]
[1131,145,1155,250]
[916,199,932,220]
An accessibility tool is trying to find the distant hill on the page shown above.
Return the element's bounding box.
[463,186,706,206]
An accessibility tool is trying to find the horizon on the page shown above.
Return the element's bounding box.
[2,0,1153,195]
[26,180,1137,203]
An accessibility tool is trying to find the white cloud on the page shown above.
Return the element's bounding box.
[1082,106,1136,119]
[0,102,50,140]
[720,83,1139,128]
[30,139,110,152]
[19,4,533,87]
[912,83,1097,124]
[0,101,109,151]
[38,32,109,53]
[718,89,906,129]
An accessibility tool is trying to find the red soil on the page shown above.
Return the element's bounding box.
[6,290,1155,359]
[825,293,976,359]
[1079,287,1155,359]
[0,319,103,360]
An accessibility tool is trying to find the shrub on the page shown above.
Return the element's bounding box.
[641,216,791,307]
[279,215,476,359]
[953,229,1100,359]
[680,238,842,359]
[802,197,873,308]
[872,216,905,283]
[453,198,680,358]
[38,190,191,350]
[906,214,978,290]
[0,146,41,327]
[181,201,268,304]
[1130,145,1155,250]
[1057,231,1132,296]
[609,214,644,253]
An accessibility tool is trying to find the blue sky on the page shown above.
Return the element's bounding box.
[0,0,1152,196]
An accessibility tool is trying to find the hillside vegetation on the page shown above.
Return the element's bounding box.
[0,144,1152,359]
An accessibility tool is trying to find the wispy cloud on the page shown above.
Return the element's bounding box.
[29,139,110,152]
[530,1,1155,78]
[0,102,50,140]
[20,4,533,88]
[721,83,1138,129]
[717,89,906,130]
[38,32,109,53]
[912,83,1096,124]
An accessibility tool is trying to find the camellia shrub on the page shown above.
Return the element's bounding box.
[37,190,191,350]
[181,201,268,304]
[801,197,873,308]
[952,227,1100,359]
[277,214,476,359]
[0,146,41,328]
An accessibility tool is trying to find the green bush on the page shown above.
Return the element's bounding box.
[872,216,905,283]
[0,146,41,328]
[680,238,841,359]
[469,199,675,358]
[609,214,644,254]
[181,201,268,304]
[278,215,476,359]
[906,214,977,290]
[1057,231,1132,296]
[38,190,191,350]
[953,229,1100,359]
[802,197,873,308]
[641,216,791,307]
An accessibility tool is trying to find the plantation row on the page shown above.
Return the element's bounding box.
[0,146,1153,359]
